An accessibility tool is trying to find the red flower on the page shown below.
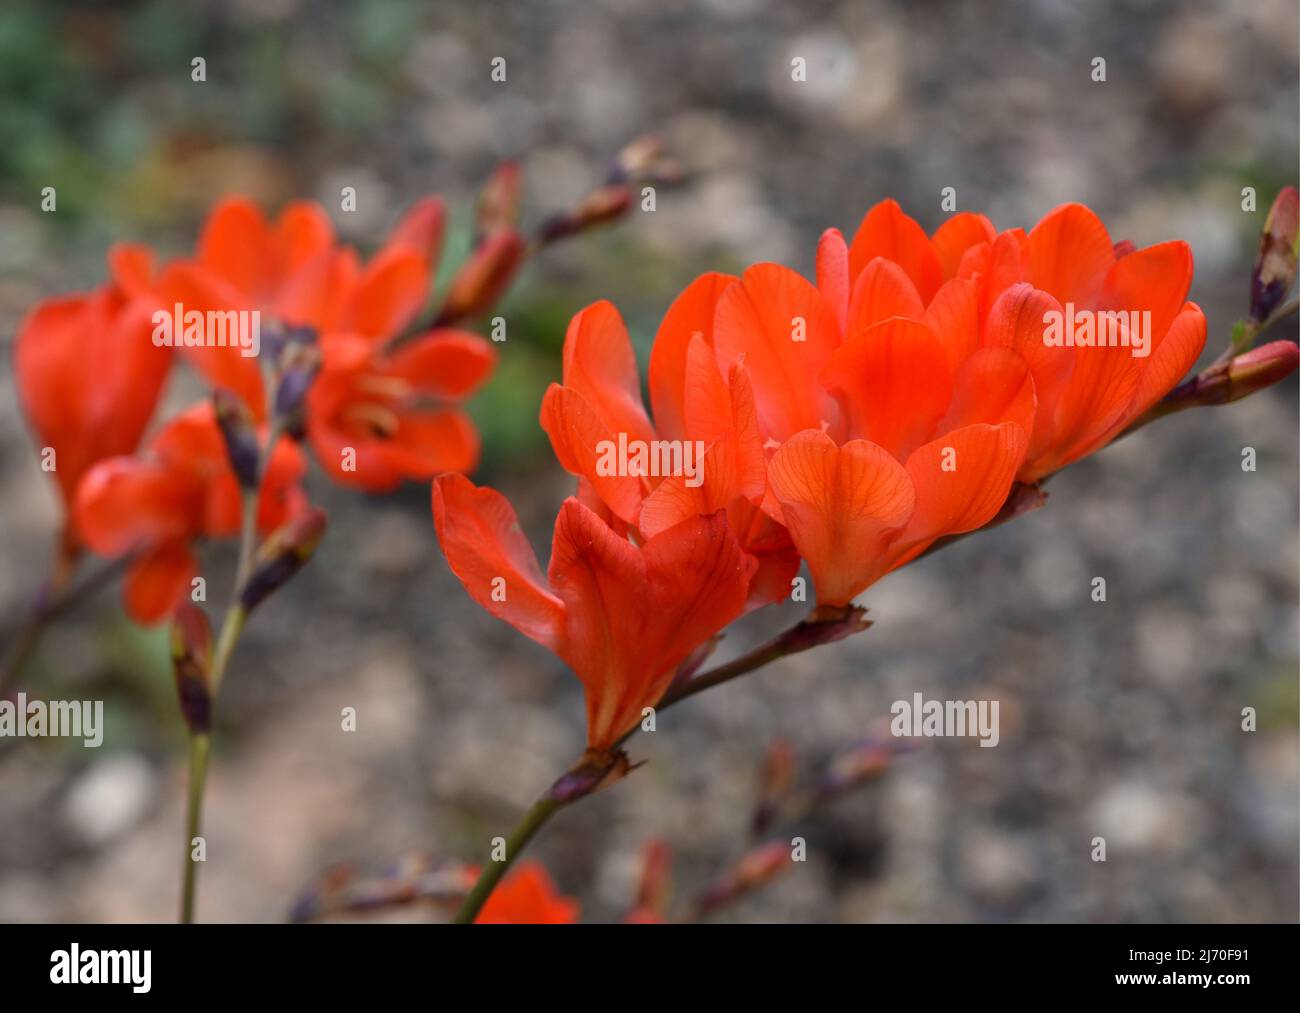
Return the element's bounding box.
[948,203,1207,479]
[159,196,496,490]
[74,403,307,623]
[817,199,1206,481]
[14,245,172,546]
[433,474,753,750]
[473,861,579,924]
[541,290,799,611]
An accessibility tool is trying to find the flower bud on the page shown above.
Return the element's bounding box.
[630,839,672,920]
[272,328,321,439]
[610,134,684,186]
[1250,186,1299,323]
[812,736,911,804]
[536,184,632,246]
[390,196,447,259]
[240,507,328,614]
[1224,339,1300,402]
[611,135,665,182]
[435,229,526,325]
[751,738,797,836]
[170,604,213,735]
[692,841,790,918]
[213,388,260,488]
[475,161,522,241]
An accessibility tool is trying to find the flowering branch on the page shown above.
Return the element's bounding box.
[178,390,326,922]
[450,286,1298,922]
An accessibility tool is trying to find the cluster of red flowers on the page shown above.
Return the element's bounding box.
[16,194,500,623]
[435,200,1209,751]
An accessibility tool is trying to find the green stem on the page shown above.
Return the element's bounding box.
[180,734,211,924]
[453,607,863,923]
[178,489,256,923]
[451,794,565,924]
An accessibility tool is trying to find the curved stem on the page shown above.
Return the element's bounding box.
[178,491,256,923]
[454,607,865,922]
[451,794,564,924]
[1211,295,1299,366]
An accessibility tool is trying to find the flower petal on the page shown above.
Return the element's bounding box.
[1026,203,1115,308]
[713,264,842,442]
[767,430,916,606]
[815,228,851,334]
[889,422,1027,566]
[123,541,198,625]
[539,384,645,526]
[562,300,657,445]
[385,329,498,400]
[648,272,737,442]
[433,474,565,652]
[1099,240,1193,350]
[930,212,996,278]
[922,277,981,373]
[822,317,954,457]
[845,257,925,334]
[1131,303,1207,418]
[848,199,943,302]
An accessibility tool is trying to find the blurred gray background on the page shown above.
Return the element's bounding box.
[0,0,1296,922]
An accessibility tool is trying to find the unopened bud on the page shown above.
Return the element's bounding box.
[475,161,522,241]
[609,134,684,186]
[611,135,664,182]
[240,507,327,614]
[633,839,672,917]
[813,737,909,804]
[692,841,790,918]
[213,388,260,488]
[1224,339,1300,402]
[435,229,526,325]
[390,196,447,259]
[537,185,632,246]
[1250,186,1299,323]
[170,604,213,734]
[272,328,321,439]
[752,738,797,837]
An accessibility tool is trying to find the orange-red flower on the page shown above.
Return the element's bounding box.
[710,259,1029,605]
[158,196,496,491]
[817,199,1206,481]
[74,403,307,623]
[935,203,1206,480]
[541,291,800,610]
[704,199,1206,604]
[473,861,579,924]
[549,248,1026,608]
[14,245,173,547]
[433,474,753,750]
